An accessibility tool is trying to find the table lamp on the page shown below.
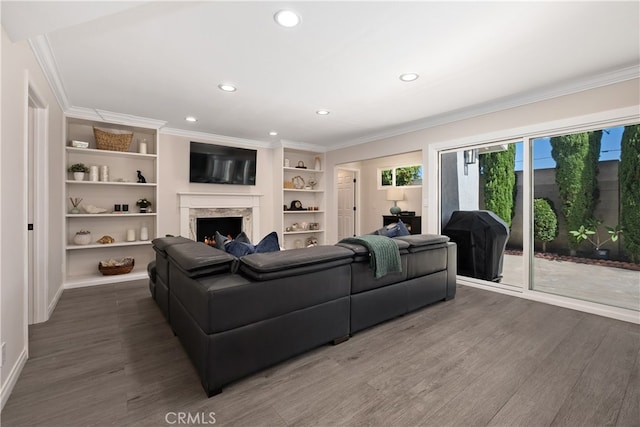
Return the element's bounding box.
[386,188,404,215]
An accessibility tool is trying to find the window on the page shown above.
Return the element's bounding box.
[379,165,422,188]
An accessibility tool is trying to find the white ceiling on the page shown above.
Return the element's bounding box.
[2,1,639,149]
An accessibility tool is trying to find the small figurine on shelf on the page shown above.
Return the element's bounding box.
[136,198,152,213]
[137,170,147,183]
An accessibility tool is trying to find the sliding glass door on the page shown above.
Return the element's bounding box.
[439,123,639,312]
[531,125,639,311]
[440,141,524,290]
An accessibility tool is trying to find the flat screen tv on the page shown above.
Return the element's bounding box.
[190,142,257,185]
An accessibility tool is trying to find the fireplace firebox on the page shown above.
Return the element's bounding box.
[196,217,243,243]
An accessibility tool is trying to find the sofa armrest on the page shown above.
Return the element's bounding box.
[166,242,237,278]
[152,236,193,253]
[394,234,449,252]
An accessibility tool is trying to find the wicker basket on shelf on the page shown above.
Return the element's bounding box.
[98,257,135,275]
[93,127,133,152]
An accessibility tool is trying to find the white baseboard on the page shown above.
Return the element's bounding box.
[47,282,64,319]
[0,347,28,411]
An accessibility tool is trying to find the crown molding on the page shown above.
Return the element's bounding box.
[328,65,640,151]
[94,109,167,129]
[278,139,328,153]
[64,107,167,129]
[28,35,70,110]
[160,127,274,149]
[64,106,103,121]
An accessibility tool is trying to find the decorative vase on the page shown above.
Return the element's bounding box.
[73,172,85,181]
[139,207,147,213]
[314,156,321,171]
[89,166,99,181]
[70,207,80,214]
[100,165,109,182]
[140,226,149,241]
[73,232,91,245]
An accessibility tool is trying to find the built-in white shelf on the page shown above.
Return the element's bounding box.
[283,210,325,214]
[283,166,324,173]
[64,270,148,289]
[66,241,152,250]
[64,116,159,287]
[281,148,326,249]
[283,230,325,235]
[66,180,156,187]
[66,146,157,159]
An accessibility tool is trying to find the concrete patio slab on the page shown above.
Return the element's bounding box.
[500,254,640,312]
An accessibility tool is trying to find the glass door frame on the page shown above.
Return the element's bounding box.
[425,106,639,323]
[436,138,530,294]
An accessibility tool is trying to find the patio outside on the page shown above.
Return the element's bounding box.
[500,254,640,312]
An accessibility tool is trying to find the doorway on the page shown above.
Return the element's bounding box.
[337,168,358,240]
[27,84,49,324]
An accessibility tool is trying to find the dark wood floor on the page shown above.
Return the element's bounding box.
[2,280,638,426]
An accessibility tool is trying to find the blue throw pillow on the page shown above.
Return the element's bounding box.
[225,240,256,257]
[235,231,251,244]
[255,231,280,253]
[385,219,410,237]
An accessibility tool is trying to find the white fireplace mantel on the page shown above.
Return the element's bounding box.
[178,192,262,241]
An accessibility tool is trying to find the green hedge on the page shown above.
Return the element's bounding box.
[550,131,601,250]
[479,144,517,227]
[620,124,640,263]
[534,198,558,252]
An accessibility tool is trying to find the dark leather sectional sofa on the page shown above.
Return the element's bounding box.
[147,234,456,397]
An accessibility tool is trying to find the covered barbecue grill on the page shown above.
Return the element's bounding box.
[442,210,509,282]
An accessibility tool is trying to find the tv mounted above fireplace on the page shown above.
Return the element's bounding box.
[189,141,257,185]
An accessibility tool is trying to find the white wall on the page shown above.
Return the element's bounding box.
[157,132,275,239]
[325,78,640,243]
[1,27,64,408]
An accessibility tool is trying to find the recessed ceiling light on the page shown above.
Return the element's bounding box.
[185,116,197,122]
[218,84,237,92]
[316,110,330,116]
[274,10,300,28]
[399,73,419,82]
[269,131,278,136]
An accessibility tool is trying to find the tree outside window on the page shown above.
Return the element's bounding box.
[379,165,422,188]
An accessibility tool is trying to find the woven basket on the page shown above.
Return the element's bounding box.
[93,127,133,152]
[98,258,134,275]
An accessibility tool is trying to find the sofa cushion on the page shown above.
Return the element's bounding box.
[239,245,353,281]
[166,242,237,278]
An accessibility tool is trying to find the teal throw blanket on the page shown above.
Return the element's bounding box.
[340,235,401,278]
